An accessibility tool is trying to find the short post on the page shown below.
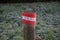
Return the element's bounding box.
[22,11,36,40]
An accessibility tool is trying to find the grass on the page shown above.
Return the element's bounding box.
[0,2,60,40]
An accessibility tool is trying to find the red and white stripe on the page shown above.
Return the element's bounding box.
[22,12,36,26]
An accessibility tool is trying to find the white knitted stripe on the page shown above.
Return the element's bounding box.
[22,16,36,21]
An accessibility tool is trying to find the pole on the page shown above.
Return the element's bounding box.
[23,24,36,40]
[22,12,36,40]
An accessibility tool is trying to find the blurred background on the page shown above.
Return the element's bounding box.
[0,0,60,3]
[0,1,60,40]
